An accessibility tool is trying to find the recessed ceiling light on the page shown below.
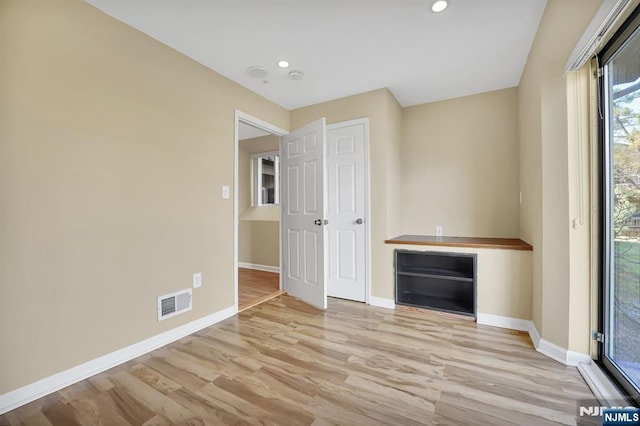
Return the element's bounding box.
[277,60,290,68]
[431,0,449,13]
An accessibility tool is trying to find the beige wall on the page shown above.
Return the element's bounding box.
[238,222,280,267]
[385,89,404,240]
[518,0,600,350]
[0,0,608,401]
[0,0,288,394]
[238,135,280,267]
[395,89,529,321]
[402,88,520,237]
[291,88,403,300]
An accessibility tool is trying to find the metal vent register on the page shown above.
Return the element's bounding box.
[157,288,192,321]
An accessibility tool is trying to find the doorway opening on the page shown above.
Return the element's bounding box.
[234,111,287,312]
[234,111,371,312]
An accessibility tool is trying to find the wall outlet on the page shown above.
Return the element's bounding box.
[193,272,202,288]
[519,192,523,204]
[436,226,443,237]
[222,186,230,200]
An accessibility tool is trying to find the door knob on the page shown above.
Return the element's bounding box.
[314,219,322,226]
[356,218,363,224]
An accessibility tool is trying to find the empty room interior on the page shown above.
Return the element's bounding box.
[2,0,640,424]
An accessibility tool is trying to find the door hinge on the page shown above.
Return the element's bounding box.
[593,331,605,343]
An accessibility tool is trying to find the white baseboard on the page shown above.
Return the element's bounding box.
[369,296,396,310]
[537,338,572,365]
[476,312,532,332]
[528,322,542,349]
[0,305,236,415]
[476,312,539,350]
[238,262,280,273]
[528,325,590,367]
[475,313,589,367]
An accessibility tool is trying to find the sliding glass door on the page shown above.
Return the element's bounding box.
[600,10,640,400]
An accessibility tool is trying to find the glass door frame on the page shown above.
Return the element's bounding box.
[597,5,640,403]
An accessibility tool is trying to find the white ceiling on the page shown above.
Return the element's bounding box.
[85,0,548,109]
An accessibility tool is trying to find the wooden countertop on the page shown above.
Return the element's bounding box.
[384,235,533,251]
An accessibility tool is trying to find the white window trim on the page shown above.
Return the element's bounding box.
[565,0,638,73]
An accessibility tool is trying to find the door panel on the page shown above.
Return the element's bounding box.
[304,231,318,285]
[287,166,300,214]
[282,118,327,309]
[304,161,318,213]
[337,164,356,213]
[287,229,300,280]
[337,230,356,280]
[327,122,367,302]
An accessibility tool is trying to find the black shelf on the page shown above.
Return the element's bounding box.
[396,292,475,317]
[397,267,473,282]
[395,250,476,317]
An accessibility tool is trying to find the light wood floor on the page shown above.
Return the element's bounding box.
[0,295,594,425]
[238,268,282,312]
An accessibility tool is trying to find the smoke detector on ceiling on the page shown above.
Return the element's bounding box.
[247,66,268,79]
[288,70,304,81]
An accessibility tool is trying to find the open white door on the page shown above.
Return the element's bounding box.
[281,118,327,309]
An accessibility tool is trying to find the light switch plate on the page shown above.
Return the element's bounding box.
[222,186,230,199]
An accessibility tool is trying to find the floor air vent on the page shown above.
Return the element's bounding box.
[157,288,192,321]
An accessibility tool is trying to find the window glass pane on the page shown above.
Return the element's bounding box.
[252,152,279,206]
[605,25,640,393]
[261,156,276,204]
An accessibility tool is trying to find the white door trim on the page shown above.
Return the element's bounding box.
[326,118,371,305]
[233,110,287,312]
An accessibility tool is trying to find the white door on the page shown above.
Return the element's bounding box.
[327,120,367,302]
[281,118,327,309]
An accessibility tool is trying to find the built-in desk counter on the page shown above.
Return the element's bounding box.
[385,235,533,251]
[384,234,533,323]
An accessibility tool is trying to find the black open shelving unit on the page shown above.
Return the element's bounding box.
[394,249,477,317]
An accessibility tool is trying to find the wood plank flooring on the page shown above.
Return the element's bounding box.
[0,295,594,425]
[238,268,281,312]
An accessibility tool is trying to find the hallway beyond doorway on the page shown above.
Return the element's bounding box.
[238,268,282,312]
